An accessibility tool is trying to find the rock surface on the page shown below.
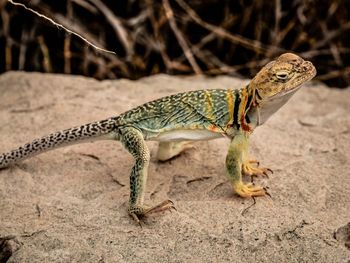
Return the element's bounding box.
[0,72,349,263]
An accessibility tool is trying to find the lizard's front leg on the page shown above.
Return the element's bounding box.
[157,141,194,161]
[241,135,272,177]
[226,133,266,197]
[120,127,175,223]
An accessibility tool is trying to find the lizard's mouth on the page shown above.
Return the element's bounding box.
[271,84,302,99]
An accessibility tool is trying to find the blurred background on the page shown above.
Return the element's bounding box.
[0,0,349,88]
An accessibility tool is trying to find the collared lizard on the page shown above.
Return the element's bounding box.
[0,53,316,222]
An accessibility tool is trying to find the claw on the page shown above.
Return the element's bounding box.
[242,160,273,177]
[263,187,272,199]
[129,212,143,227]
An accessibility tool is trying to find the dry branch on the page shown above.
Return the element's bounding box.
[175,0,272,54]
[86,0,133,58]
[162,0,202,74]
[1,0,349,87]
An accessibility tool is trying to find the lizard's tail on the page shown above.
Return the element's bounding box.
[0,118,119,169]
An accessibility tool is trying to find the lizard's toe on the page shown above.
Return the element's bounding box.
[233,182,266,198]
[242,160,273,178]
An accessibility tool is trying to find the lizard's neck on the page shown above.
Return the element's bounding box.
[230,85,256,134]
[247,85,301,127]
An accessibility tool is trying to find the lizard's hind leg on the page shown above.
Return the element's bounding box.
[157,141,194,161]
[119,127,175,222]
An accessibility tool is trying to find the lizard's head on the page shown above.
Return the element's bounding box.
[251,53,316,102]
[247,53,316,126]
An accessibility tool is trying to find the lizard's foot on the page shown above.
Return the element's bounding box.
[242,159,273,177]
[128,199,176,224]
[233,182,266,198]
[157,141,195,161]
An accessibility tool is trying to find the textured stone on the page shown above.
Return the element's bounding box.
[0,72,349,263]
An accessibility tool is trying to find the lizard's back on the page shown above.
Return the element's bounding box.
[117,89,235,140]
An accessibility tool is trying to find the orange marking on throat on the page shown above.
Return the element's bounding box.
[239,88,253,133]
[240,117,252,132]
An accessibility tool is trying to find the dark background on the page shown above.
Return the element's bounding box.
[1,0,349,87]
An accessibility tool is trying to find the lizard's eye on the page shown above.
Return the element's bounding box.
[276,71,289,80]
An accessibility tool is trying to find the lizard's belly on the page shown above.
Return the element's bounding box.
[152,129,224,142]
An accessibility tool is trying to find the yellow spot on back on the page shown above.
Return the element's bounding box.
[226,90,234,125]
[204,90,214,121]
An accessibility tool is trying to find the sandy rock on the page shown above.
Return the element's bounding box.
[0,72,349,262]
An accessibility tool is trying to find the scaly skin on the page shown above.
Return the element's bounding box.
[0,53,316,223]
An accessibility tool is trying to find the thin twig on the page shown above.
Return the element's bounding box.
[162,0,202,74]
[316,67,350,81]
[86,0,133,58]
[1,7,12,70]
[175,0,275,54]
[38,8,127,74]
[38,35,52,72]
[176,12,237,68]
[7,0,116,54]
[64,0,72,74]
[315,20,350,49]
[300,47,350,58]
[146,0,173,72]
[71,0,98,14]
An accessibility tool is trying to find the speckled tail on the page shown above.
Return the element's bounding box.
[0,118,118,169]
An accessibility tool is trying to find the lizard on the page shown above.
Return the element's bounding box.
[0,53,316,222]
